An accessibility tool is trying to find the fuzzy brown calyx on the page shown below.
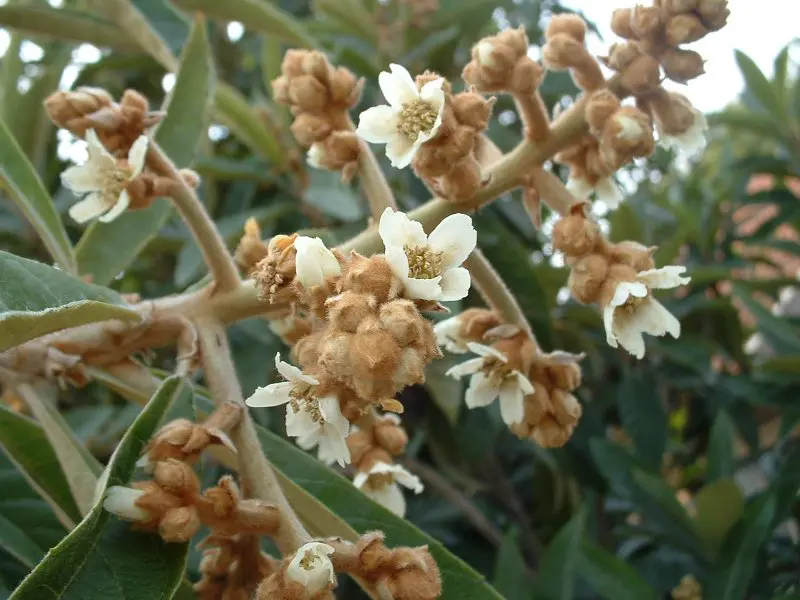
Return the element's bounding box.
[552,204,604,259]
[253,233,299,304]
[235,218,270,274]
[195,534,276,600]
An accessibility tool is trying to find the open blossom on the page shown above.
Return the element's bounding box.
[379,208,476,301]
[61,129,148,223]
[246,354,350,466]
[567,175,624,209]
[604,266,691,359]
[287,542,336,595]
[356,63,445,168]
[446,342,534,426]
[353,462,423,517]
[104,486,149,521]
[433,315,470,353]
[294,236,341,288]
[658,107,708,158]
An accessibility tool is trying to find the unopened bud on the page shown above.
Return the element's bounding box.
[661,48,705,83]
[568,254,610,305]
[551,389,582,427]
[621,55,662,94]
[290,113,332,146]
[552,206,602,258]
[585,89,621,135]
[374,418,408,456]
[545,14,587,43]
[665,14,707,46]
[154,459,200,497]
[610,9,636,39]
[328,291,377,333]
[606,42,644,72]
[697,0,729,31]
[159,506,202,542]
[630,6,662,39]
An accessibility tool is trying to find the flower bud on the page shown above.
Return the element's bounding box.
[378,299,424,346]
[290,113,332,146]
[340,255,402,304]
[301,51,331,82]
[104,486,150,522]
[585,90,621,135]
[546,361,582,391]
[609,240,657,272]
[159,506,202,542]
[294,236,341,289]
[532,416,571,448]
[288,75,328,113]
[235,218,269,273]
[630,6,662,39]
[568,253,610,304]
[330,67,363,107]
[662,0,698,14]
[551,389,582,427]
[542,35,585,71]
[450,91,495,131]
[606,42,644,72]
[44,87,114,134]
[154,459,200,497]
[545,14,587,43]
[610,9,636,39]
[328,291,377,333]
[665,14,707,46]
[552,207,601,258]
[697,0,729,31]
[661,48,705,83]
[374,418,408,456]
[620,55,662,94]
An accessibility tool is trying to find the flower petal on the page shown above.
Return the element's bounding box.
[427,213,477,269]
[294,236,341,288]
[68,192,110,223]
[614,320,647,359]
[379,64,419,110]
[498,383,524,426]
[603,304,618,348]
[318,396,349,438]
[287,404,319,438]
[317,428,351,467]
[566,176,593,200]
[514,371,535,395]
[378,208,427,248]
[403,276,443,300]
[127,135,149,178]
[466,342,508,361]
[385,134,417,168]
[385,245,411,281]
[637,298,681,339]
[445,357,485,378]
[369,482,407,517]
[245,381,294,407]
[596,177,624,209]
[465,372,500,408]
[438,267,471,301]
[85,129,117,170]
[638,266,691,289]
[98,190,130,223]
[356,105,399,143]
[61,164,103,193]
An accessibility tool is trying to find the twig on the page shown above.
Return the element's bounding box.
[529,167,579,217]
[513,90,551,143]
[402,457,503,548]
[348,116,399,218]
[194,316,311,554]
[148,144,241,293]
[464,249,535,341]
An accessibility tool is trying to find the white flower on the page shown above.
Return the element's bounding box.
[433,315,470,354]
[246,354,350,466]
[353,462,423,517]
[603,266,691,359]
[61,129,148,224]
[356,64,446,169]
[294,236,341,289]
[104,486,149,521]
[658,108,707,159]
[379,208,476,301]
[286,542,336,595]
[567,175,624,209]
[446,342,534,426]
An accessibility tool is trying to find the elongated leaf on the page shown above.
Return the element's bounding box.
[0,6,142,53]
[535,509,586,600]
[731,283,800,354]
[706,494,776,600]
[707,411,736,482]
[694,479,744,555]
[579,542,658,600]
[617,374,667,469]
[171,0,318,49]
[0,406,81,526]
[0,121,75,273]
[492,530,530,600]
[10,377,190,600]
[313,0,376,44]
[0,452,68,573]
[735,50,784,118]
[75,16,213,285]
[16,384,102,517]
[0,251,138,352]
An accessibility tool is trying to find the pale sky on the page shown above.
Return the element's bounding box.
[562,0,799,112]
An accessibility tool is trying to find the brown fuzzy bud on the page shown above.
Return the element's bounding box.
[288,75,328,113]
[631,6,663,38]
[650,90,697,136]
[610,9,636,39]
[532,416,572,448]
[328,291,377,333]
[393,347,427,388]
[569,253,610,304]
[340,255,402,304]
[438,158,483,203]
[235,218,269,273]
[662,0,698,14]
[351,330,402,381]
[661,48,705,83]
[605,42,644,72]
[552,207,601,258]
[290,113,332,146]
[450,91,495,131]
[551,389,582,428]
[585,90,621,136]
[330,67,364,107]
[154,459,201,498]
[311,131,361,173]
[44,87,114,134]
[546,361,582,391]
[665,13,707,45]
[598,263,639,307]
[546,14,587,43]
[602,106,655,166]
[609,240,657,271]
[697,0,729,31]
[378,300,424,346]
[620,55,662,94]
[159,506,202,542]
[542,35,585,71]
[374,418,408,456]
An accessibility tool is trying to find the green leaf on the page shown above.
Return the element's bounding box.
[0,120,75,273]
[492,530,530,600]
[15,384,102,517]
[0,452,69,571]
[171,0,318,48]
[75,15,214,285]
[0,6,142,53]
[731,283,800,354]
[735,50,784,118]
[0,251,139,352]
[0,406,81,526]
[693,479,744,555]
[10,377,190,600]
[312,0,376,44]
[707,494,776,600]
[617,374,667,469]
[707,411,736,482]
[578,541,658,600]
[534,508,586,600]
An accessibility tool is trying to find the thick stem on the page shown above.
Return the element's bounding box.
[464,249,535,340]
[194,316,310,554]
[350,115,399,218]
[513,91,551,143]
[148,144,241,293]
[529,168,579,217]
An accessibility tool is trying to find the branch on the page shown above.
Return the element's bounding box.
[349,116,399,218]
[194,316,311,554]
[148,144,241,293]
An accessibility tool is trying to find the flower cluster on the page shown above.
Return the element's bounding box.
[194,533,276,600]
[438,310,585,448]
[273,50,364,180]
[542,14,605,92]
[357,64,494,202]
[256,541,337,599]
[553,204,691,358]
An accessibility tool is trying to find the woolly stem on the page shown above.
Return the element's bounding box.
[529,167,579,216]
[513,90,551,142]
[149,144,241,293]
[349,116,399,218]
[464,249,535,340]
[194,316,311,554]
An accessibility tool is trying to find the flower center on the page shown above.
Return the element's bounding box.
[299,549,320,571]
[404,245,443,279]
[366,472,395,491]
[618,289,649,316]
[289,386,323,423]
[481,357,515,387]
[397,99,438,142]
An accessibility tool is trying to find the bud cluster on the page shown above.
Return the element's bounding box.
[195,533,276,600]
[463,27,543,95]
[609,0,729,84]
[273,50,364,180]
[543,15,605,92]
[411,74,496,203]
